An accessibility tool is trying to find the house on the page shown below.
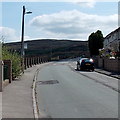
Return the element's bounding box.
[104,27,120,52]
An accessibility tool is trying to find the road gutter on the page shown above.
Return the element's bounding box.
[32,62,53,119]
[32,68,40,119]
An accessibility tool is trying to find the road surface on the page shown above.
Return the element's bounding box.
[36,60,118,118]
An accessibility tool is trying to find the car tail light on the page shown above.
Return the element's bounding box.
[82,60,85,62]
[90,59,94,62]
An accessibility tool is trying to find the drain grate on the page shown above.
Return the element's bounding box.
[36,80,59,85]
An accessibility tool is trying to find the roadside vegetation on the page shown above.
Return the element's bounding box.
[2,46,22,79]
[88,30,120,59]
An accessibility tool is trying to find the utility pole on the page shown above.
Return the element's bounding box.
[21,6,32,73]
[21,6,25,73]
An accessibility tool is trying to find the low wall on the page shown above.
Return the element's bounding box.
[2,56,50,90]
[24,56,50,69]
[97,57,120,73]
[0,61,3,92]
[3,60,12,83]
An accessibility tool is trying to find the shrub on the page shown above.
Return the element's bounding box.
[2,46,22,79]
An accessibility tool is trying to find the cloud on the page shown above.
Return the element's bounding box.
[73,0,96,8]
[1,0,119,2]
[30,9,118,40]
[0,27,20,43]
[24,35,31,40]
[0,27,31,43]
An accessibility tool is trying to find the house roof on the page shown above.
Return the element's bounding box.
[104,27,120,39]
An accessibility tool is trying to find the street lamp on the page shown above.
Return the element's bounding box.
[21,6,32,73]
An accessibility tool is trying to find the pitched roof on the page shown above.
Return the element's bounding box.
[104,27,120,39]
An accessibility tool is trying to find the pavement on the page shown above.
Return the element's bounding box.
[2,64,44,119]
[0,92,2,120]
[1,61,119,119]
[95,68,120,79]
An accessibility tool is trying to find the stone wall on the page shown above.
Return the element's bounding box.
[97,57,120,73]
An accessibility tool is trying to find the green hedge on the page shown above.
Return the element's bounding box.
[2,46,22,79]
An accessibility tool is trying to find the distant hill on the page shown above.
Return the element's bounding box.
[5,39,90,60]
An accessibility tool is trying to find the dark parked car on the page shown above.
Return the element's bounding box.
[77,58,94,71]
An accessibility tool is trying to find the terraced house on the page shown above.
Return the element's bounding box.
[104,27,120,53]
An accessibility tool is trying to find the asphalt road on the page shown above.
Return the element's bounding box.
[36,61,118,118]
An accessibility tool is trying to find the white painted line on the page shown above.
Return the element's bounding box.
[32,70,39,119]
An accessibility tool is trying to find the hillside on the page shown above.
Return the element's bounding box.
[5,39,90,59]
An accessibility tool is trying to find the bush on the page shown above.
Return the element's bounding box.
[2,46,22,79]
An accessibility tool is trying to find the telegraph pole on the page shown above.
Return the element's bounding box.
[21,6,25,73]
[21,6,32,73]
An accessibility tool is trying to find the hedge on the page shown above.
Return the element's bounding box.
[2,46,22,79]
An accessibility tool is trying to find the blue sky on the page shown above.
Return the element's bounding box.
[0,1,119,43]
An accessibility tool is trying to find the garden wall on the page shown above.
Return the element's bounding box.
[97,57,120,73]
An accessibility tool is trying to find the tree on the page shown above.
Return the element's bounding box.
[88,30,104,56]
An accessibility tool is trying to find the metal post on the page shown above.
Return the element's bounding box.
[21,6,25,73]
[21,6,32,72]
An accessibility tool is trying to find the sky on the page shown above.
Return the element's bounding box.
[0,0,119,43]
